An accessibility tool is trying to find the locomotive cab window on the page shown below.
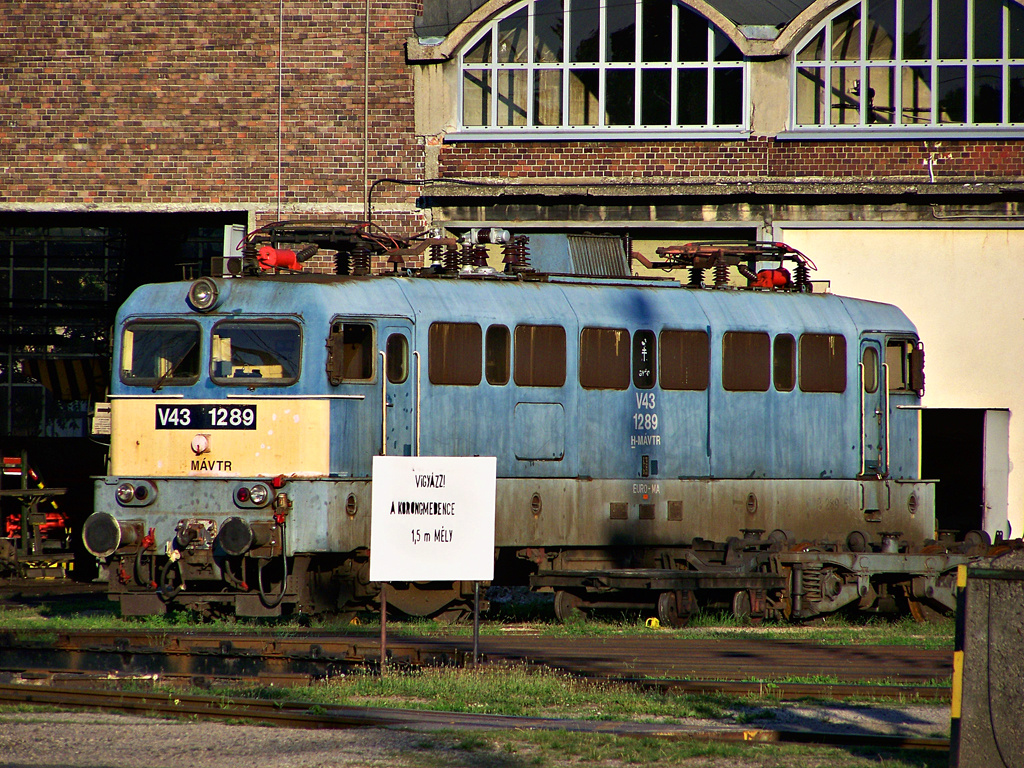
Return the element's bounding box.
[121,321,201,387]
[799,333,846,393]
[579,327,629,390]
[485,324,510,385]
[886,338,925,394]
[660,329,709,391]
[326,322,374,385]
[429,322,482,385]
[514,324,566,387]
[862,346,879,394]
[722,331,770,392]
[211,320,301,385]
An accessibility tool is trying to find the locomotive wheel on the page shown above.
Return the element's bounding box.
[553,590,584,622]
[656,591,691,628]
[731,590,751,619]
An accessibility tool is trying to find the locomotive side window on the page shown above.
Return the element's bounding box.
[579,327,629,390]
[514,324,566,387]
[385,333,408,384]
[722,331,770,392]
[886,338,925,393]
[773,334,796,392]
[799,333,846,393]
[211,320,301,385]
[485,324,510,385]
[659,329,709,391]
[121,321,200,386]
[862,346,879,394]
[326,322,373,385]
[429,322,482,385]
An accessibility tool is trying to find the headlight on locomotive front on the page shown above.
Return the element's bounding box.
[114,480,157,507]
[234,482,271,508]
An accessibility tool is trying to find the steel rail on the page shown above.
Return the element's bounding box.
[0,683,950,752]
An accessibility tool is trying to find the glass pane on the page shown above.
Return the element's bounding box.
[796,66,826,124]
[122,322,201,385]
[973,64,1003,122]
[485,325,510,385]
[568,68,600,124]
[641,68,671,124]
[677,68,708,124]
[579,328,629,389]
[901,65,933,123]
[713,67,742,124]
[867,66,896,123]
[534,69,563,125]
[773,334,795,392]
[722,331,770,392]
[974,0,1003,58]
[514,325,566,387]
[606,0,636,62]
[677,6,708,62]
[464,33,492,64]
[937,0,967,59]
[714,29,742,61]
[497,70,528,126]
[1010,65,1024,121]
[862,346,879,393]
[642,0,673,61]
[937,65,967,121]
[606,69,635,125]
[212,321,301,384]
[1011,0,1024,58]
[632,330,656,389]
[866,0,897,59]
[535,0,564,62]
[498,7,529,63]
[386,334,408,384]
[832,5,862,61]
[463,69,491,126]
[797,30,825,61]
[429,322,482,386]
[799,333,847,393]
[659,329,708,391]
[570,0,601,62]
[831,66,863,124]
[903,0,932,59]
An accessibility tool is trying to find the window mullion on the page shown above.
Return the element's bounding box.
[599,0,607,127]
[635,0,642,126]
[527,3,535,127]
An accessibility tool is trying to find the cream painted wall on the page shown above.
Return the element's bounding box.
[775,227,1024,536]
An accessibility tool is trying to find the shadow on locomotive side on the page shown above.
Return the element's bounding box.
[81,223,1018,624]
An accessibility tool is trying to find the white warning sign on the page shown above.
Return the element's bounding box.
[369,455,496,582]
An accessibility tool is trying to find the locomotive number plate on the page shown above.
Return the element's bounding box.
[155,404,257,430]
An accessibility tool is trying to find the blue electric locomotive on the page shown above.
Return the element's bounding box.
[82,230,965,622]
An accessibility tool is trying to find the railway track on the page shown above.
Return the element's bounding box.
[0,683,951,752]
[0,627,952,701]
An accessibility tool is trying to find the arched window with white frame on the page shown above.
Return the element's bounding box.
[791,0,1024,133]
[456,0,748,138]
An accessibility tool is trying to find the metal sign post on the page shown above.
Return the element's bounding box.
[369,456,497,674]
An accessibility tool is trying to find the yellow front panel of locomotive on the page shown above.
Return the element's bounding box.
[110,399,330,477]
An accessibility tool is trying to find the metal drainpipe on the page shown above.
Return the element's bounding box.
[363,0,370,221]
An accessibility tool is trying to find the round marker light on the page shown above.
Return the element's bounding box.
[249,484,269,506]
[115,483,136,504]
[235,487,250,504]
[187,277,220,312]
[134,484,149,502]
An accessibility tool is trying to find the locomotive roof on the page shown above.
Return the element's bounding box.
[117,273,918,339]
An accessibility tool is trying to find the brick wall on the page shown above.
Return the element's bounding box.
[1,0,425,236]
[438,137,1024,182]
